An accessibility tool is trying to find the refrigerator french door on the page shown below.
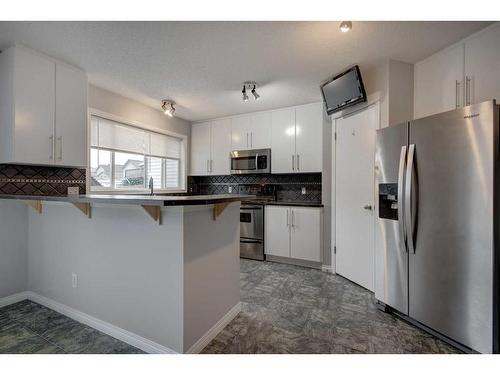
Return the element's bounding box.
[375,100,499,353]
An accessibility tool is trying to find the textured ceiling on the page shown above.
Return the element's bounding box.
[0,21,491,121]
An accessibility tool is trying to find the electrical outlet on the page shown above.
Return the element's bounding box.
[301,187,306,195]
[228,186,232,193]
[67,187,79,196]
[72,273,78,288]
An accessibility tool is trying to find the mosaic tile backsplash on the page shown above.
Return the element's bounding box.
[0,164,86,196]
[188,173,322,203]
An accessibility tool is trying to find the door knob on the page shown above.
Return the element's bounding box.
[363,205,373,211]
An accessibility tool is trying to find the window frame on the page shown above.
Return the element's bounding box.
[88,109,187,194]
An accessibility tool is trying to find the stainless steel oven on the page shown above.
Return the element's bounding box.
[230,149,271,174]
[240,204,265,260]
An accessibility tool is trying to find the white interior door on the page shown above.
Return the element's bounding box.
[335,104,378,291]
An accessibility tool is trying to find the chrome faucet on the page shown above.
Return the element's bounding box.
[149,176,154,195]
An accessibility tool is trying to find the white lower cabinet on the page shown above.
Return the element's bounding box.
[264,205,291,258]
[265,205,322,263]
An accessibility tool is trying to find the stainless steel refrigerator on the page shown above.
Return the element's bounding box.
[375,100,499,354]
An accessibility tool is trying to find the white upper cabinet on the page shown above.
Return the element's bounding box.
[414,43,464,119]
[190,121,211,176]
[191,102,324,176]
[414,23,500,119]
[295,103,323,173]
[271,104,324,174]
[190,119,231,176]
[0,45,88,167]
[54,62,88,167]
[9,46,55,165]
[210,118,231,175]
[231,115,252,150]
[231,113,271,151]
[271,108,296,174]
[464,23,500,106]
[248,112,271,150]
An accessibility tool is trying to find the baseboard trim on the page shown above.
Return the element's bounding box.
[26,292,177,354]
[321,265,334,274]
[186,302,242,354]
[0,291,29,308]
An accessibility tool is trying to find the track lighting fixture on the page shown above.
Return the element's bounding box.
[251,85,260,100]
[339,21,352,33]
[242,86,249,102]
[161,100,176,117]
[242,81,260,102]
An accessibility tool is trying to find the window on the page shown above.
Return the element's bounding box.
[90,115,185,192]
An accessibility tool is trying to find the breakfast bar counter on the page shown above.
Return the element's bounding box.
[0,194,250,353]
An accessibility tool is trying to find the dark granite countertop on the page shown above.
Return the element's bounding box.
[0,194,255,207]
[265,201,323,208]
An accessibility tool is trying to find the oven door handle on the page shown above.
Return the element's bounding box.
[241,206,263,211]
[240,239,263,244]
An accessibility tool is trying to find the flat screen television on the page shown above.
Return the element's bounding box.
[320,65,367,115]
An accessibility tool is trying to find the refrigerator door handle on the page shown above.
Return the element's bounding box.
[405,144,417,254]
[397,145,407,252]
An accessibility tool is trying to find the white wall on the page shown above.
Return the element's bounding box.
[27,203,185,352]
[182,203,240,352]
[0,201,28,298]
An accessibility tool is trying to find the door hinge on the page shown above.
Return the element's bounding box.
[334,246,337,254]
[334,132,337,141]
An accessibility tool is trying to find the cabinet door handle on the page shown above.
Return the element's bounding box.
[210,159,213,173]
[291,210,295,228]
[246,133,249,148]
[57,136,63,160]
[286,209,289,227]
[49,136,54,160]
[250,132,253,148]
[455,80,460,108]
[465,76,471,106]
[297,154,300,171]
[292,154,295,171]
[207,159,210,174]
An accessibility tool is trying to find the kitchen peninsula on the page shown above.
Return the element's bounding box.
[0,194,251,353]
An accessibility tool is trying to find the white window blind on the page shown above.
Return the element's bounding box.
[91,115,182,158]
[90,115,184,192]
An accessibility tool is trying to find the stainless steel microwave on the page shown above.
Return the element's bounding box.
[230,149,271,174]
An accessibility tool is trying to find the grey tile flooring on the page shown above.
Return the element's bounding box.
[0,300,143,354]
[202,259,463,354]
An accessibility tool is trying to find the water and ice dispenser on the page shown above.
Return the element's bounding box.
[378,183,399,220]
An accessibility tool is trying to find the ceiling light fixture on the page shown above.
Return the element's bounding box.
[339,21,352,33]
[251,85,260,101]
[161,100,176,117]
[242,81,260,102]
[242,85,249,102]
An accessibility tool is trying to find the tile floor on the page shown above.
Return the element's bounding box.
[1,259,462,354]
[0,300,143,354]
[201,259,462,354]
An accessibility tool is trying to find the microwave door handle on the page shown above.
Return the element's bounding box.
[398,145,407,253]
[255,153,258,170]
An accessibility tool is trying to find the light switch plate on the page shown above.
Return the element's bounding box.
[68,187,80,196]
[301,187,306,195]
